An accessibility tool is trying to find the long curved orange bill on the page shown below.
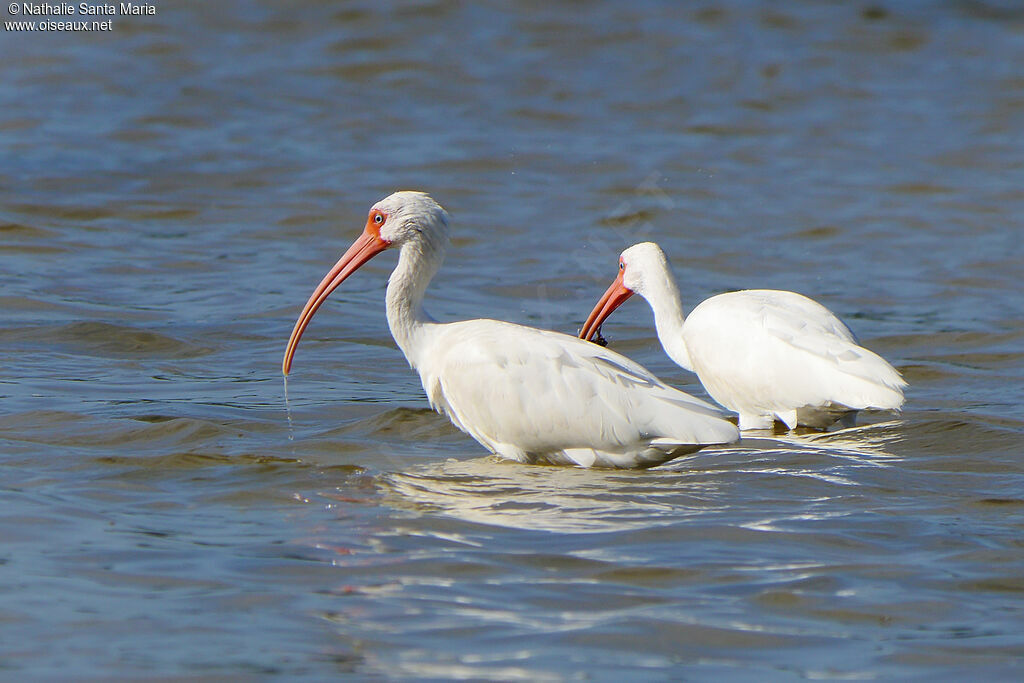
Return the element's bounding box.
[579,270,634,342]
[282,228,389,375]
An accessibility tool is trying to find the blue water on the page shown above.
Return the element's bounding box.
[1,1,1023,678]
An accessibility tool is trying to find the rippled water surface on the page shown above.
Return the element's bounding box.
[2,1,1023,678]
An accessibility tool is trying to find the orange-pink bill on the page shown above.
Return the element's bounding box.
[282,217,389,375]
[579,269,634,342]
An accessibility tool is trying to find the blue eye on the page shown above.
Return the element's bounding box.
[374,213,383,224]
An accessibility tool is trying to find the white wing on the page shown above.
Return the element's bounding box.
[684,290,906,418]
[413,319,738,468]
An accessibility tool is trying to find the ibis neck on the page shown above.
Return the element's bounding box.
[385,234,446,368]
[639,270,693,372]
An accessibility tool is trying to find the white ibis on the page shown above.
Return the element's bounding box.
[283,193,738,469]
[580,242,906,431]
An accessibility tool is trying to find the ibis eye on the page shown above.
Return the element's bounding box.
[374,213,384,224]
[619,261,624,270]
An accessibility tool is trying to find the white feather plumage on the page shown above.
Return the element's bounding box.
[284,195,738,468]
[581,242,906,431]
